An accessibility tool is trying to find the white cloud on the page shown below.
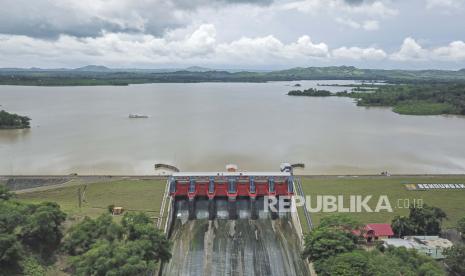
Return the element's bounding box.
[282,0,398,17]
[391,37,465,61]
[362,20,380,31]
[0,25,331,67]
[426,0,464,9]
[336,18,379,31]
[341,1,398,17]
[215,34,330,63]
[432,41,465,60]
[0,0,273,38]
[390,37,428,61]
[1,24,465,68]
[332,46,387,60]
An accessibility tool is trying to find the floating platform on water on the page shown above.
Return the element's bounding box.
[128,114,148,118]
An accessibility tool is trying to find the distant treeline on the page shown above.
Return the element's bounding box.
[0,110,30,129]
[288,83,465,116]
[2,66,465,86]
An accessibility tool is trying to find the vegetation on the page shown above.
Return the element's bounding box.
[443,245,465,275]
[457,216,465,240]
[64,212,171,275]
[2,66,465,86]
[354,83,465,115]
[302,215,361,262]
[288,83,465,116]
[298,176,465,233]
[391,205,447,237]
[303,214,444,275]
[0,110,30,129]
[0,187,66,275]
[11,179,170,275]
[288,88,332,96]
[316,247,444,276]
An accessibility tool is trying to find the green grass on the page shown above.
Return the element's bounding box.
[297,176,465,233]
[393,101,455,115]
[17,179,167,220]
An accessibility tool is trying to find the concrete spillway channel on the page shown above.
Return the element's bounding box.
[161,198,310,275]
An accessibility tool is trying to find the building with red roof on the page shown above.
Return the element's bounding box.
[354,223,394,242]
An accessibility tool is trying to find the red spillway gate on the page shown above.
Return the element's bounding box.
[168,172,294,220]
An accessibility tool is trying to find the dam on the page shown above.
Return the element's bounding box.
[161,168,310,275]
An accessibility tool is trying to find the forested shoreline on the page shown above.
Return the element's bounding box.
[288,83,465,116]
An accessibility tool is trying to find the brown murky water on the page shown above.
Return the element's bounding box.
[1,81,465,174]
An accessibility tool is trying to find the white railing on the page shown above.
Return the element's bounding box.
[157,178,170,229]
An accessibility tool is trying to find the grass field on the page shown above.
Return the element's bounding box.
[298,176,465,233]
[17,179,167,221]
[14,175,465,234]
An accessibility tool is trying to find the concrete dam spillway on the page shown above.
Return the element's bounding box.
[162,199,310,275]
[162,171,310,275]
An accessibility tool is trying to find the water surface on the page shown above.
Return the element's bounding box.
[1,81,464,174]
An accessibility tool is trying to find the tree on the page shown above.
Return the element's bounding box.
[315,250,371,276]
[302,227,357,262]
[316,247,444,276]
[0,110,30,129]
[71,240,154,276]
[0,233,24,267]
[409,205,447,235]
[0,195,65,274]
[63,214,122,256]
[456,216,465,240]
[20,202,66,258]
[303,214,362,262]
[0,186,14,201]
[0,201,26,233]
[66,212,171,275]
[391,205,447,237]
[391,216,414,238]
[319,214,363,232]
[444,245,465,275]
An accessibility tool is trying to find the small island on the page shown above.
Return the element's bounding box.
[0,110,31,129]
[288,88,332,97]
[288,83,465,116]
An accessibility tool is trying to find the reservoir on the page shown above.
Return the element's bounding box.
[1,80,465,175]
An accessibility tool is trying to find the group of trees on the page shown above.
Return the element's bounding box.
[318,246,444,276]
[302,214,444,276]
[391,204,447,237]
[287,88,332,97]
[63,212,171,276]
[0,186,172,275]
[353,83,465,115]
[289,83,465,116]
[0,186,66,275]
[441,216,465,275]
[0,110,30,129]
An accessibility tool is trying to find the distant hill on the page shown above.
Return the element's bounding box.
[1,65,465,85]
[184,66,212,72]
[73,65,111,72]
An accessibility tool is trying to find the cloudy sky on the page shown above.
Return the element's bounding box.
[0,0,464,69]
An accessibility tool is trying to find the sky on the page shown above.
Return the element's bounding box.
[0,0,464,70]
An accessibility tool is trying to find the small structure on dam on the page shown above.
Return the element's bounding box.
[168,170,294,220]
